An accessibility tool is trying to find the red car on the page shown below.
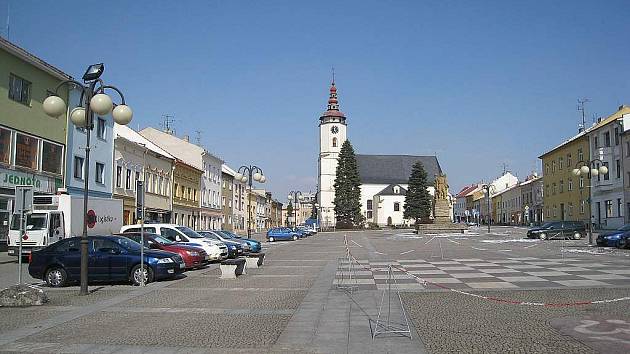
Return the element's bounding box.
[117,232,208,269]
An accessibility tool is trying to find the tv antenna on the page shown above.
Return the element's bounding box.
[195,130,202,145]
[160,115,175,134]
[577,98,589,130]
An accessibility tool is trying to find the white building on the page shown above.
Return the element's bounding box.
[316,81,442,228]
[588,106,630,229]
[140,128,224,230]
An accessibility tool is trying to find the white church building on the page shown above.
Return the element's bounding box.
[317,81,443,228]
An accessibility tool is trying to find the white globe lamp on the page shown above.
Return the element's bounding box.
[70,107,87,127]
[591,168,599,176]
[235,173,243,181]
[253,172,262,182]
[572,168,580,176]
[90,93,113,116]
[599,165,608,175]
[259,175,266,183]
[43,96,66,117]
[580,166,590,174]
[112,104,133,125]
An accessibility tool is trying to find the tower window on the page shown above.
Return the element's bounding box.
[332,137,337,147]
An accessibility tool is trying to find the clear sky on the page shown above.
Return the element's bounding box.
[2,0,629,199]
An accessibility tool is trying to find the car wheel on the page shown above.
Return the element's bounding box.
[292,235,298,241]
[539,233,547,240]
[130,264,154,286]
[45,267,67,287]
[616,238,626,249]
[573,232,582,240]
[268,237,275,242]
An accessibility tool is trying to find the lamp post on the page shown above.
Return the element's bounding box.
[235,165,265,237]
[288,191,303,228]
[43,63,133,295]
[481,184,495,233]
[572,159,608,244]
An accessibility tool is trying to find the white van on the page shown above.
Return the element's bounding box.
[119,223,227,260]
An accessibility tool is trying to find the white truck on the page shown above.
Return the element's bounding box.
[7,194,123,256]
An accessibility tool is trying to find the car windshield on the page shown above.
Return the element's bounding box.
[618,224,630,231]
[217,231,235,239]
[152,235,175,245]
[10,213,47,231]
[540,222,555,228]
[199,232,219,240]
[176,226,204,239]
[113,237,143,251]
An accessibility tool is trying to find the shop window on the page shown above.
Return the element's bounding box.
[42,141,63,175]
[0,127,10,164]
[15,133,38,170]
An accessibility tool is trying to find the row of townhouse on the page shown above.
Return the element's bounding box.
[454,172,544,226]
[540,105,630,230]
[0,37,283,246]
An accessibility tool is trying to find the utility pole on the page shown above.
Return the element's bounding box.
[160,114,175,134]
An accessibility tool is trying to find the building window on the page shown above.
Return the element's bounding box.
[559,180,564,193]
[367,199,373,210]
[393,186,400,194]
[594,136,599,149]
[367,211,373,219]
[553,205,557,217]
[394,202,400,211]
[578,148,584,161]
[603,162,609,181]
[545,164,549,175]
[596,163,601,182]
[95,162,105,184]
[0,127,10,165]
[605,200,613,218]
[174,183,179,197]
[116,166,122,188]
[41,141,63,175]
[158,176,164,195]
[74,156,84,179]
[567,154,572,168]
[616,159,621,179]
[568,202,573,216]
[568,178,573,191]
[615,127,620,145]
[96,118,106,139]
[552,183,556,195]
[618,198,623,217]
[605,131,611,147]
[126,169,131,189]
[552,161,556,173]
[579,176,584,188]
[559,157,563,169]
[332,137,337,147]
[15,133,38,170]
[581,200,585,214]
[8,73,31,105]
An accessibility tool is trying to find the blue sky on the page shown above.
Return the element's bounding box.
[2,0,629,199]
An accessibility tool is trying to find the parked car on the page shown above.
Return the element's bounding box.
[218,230,262,253]
[197,231,244,258]
[28,235,185,287]
[120,224,228,261]
[596,224,630,248]
[118,232,208,269]
[297,226,315,236]
[267,227,299,242]
[526,221,586,240]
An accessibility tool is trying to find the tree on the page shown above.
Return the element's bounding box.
[404,162,432,226]
[333,140,363,228]
[286,202,293,226]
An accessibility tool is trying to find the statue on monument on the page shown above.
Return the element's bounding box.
[434,174,449,200]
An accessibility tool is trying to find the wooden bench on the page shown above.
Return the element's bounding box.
[244,252,265,269]
[220,258,246,279]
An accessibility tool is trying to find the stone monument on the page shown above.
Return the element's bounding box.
[417,174,467,234]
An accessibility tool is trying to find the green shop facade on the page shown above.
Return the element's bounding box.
[0,37,69,246]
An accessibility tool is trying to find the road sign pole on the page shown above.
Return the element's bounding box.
[15,186,33,286]
[136,180,145,286]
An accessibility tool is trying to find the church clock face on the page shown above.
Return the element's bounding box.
[331,126,339,134]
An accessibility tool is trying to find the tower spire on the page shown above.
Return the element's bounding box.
[331,66,335,85]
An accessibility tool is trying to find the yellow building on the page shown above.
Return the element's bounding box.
[539,131,590,223]
[172,160,202,228]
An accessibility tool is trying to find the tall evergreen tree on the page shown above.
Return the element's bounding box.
[404,162,432,226]
[333,140,363,228]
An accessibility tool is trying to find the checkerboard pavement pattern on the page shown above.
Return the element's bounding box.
[333,257,630,291]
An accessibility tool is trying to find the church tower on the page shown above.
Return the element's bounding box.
[318,79,347,228]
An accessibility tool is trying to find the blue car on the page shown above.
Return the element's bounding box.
[597,224,630,248]
[218,230,262,253]
[267,227,299,242]
[28,236,185,287]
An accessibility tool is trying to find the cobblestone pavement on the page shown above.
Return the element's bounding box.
[0,227,628,353]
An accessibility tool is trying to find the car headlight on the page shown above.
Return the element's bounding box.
[186,250,199,256]
[157,258,174,264]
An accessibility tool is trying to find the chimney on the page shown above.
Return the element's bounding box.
[183,135,189,142]
[620,105,629,111]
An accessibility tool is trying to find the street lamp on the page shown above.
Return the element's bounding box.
[481,184,496,233]
[572,159,608,244]
[43,63,133,296]
[288,191,303,227]
[235,165,265,237]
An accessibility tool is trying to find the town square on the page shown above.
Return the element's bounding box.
[1,1,630,353]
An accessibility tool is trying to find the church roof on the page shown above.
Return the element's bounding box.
[356,155,442,185]
[375,184,408,196]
